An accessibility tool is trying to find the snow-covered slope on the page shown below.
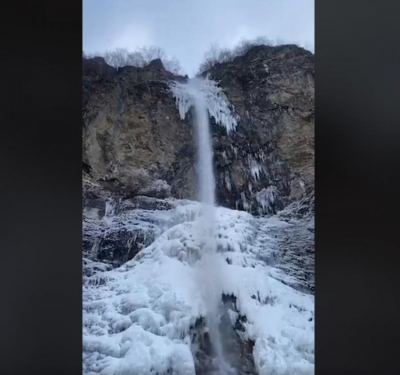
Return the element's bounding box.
[83,200,314,375]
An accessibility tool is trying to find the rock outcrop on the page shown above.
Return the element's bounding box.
[204,45,314,214]
[83,57,195,201]
[82,44,314,283]
[82,46,315,375]
[83,44,314,216]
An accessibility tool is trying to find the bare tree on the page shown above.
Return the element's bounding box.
[218,47,233,63]
[275,38,287,46]
[94,46,182,74]
[127,51,146,67]
[254,36,273,46]
[198,43,223,73]
[232,37,273,57]
[104,48,130,68]
[197,36,291,74]
[162,56,181,75]
[139,46,165,62]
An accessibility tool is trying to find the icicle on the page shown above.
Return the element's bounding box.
[170,78,238,134]
[256,186,278,213]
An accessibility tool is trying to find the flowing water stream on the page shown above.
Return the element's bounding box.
[172,78,238,374]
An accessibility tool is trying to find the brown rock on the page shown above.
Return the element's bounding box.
[206,44,314,213]
[82,45,314,215]
[82,57,195,199]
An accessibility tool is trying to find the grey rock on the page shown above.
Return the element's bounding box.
[204,44,314,214]
[82,45,314,216]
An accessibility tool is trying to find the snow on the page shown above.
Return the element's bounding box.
[83,200,314,375]
[105,198,119,218]
[139,179,171,197]
[170,77,239,133]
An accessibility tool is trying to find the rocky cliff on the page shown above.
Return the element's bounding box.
[205,45,314,214]
[82,45,315,375]
[83,57,195,201]
[83,44,314,216]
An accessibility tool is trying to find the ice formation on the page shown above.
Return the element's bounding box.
[248,157,268,182]
[83,200,315,375]
[170,77,238,134]
[83,77,314,375]
[256,187,279,214]
[251,163,264,181]
[171,77,235,373]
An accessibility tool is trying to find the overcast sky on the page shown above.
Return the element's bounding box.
[83,0,314,76]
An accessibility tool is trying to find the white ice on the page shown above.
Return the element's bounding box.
[251,164,263,181]
[83,77,313,375]
[170,77,238,134]
[171,76,233,371]
[256,187,279,214]
[83,200,314,375]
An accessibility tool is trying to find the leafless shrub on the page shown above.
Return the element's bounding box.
[197,36,285,74]
[83,46,182,75]
[232,36,273,56]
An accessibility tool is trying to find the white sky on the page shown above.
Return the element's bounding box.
[83,0,314,76]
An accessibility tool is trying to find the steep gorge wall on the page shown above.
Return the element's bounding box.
[83,57,195,200]
[82,48,315,374]
[206,45,314,214]
[82,45,314,215]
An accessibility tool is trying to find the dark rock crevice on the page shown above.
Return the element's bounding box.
[190,293,257,375]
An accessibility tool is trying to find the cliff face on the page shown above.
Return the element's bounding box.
[206,45,314,213]
[82,45,314,215]
[83,57,195,200]
[82,47,315,374]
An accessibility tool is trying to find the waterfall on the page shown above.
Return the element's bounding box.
[171,78,238,374]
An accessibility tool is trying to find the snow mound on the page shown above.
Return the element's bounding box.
[83,200,314,375]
